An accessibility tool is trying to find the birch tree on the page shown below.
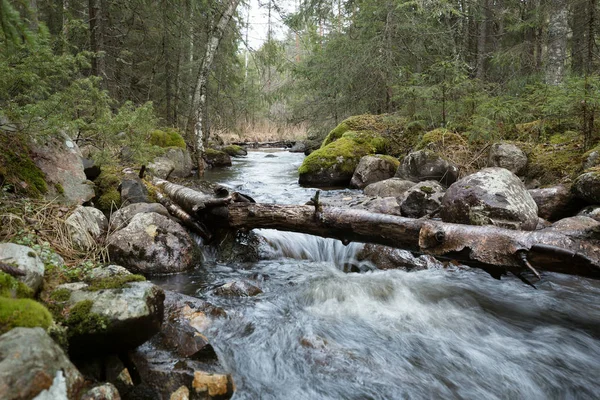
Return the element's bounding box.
[189,0,241,176]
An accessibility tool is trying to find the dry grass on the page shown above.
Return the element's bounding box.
[0,194,111,267]
[218,121,308,144]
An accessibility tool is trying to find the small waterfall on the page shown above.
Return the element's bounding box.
[255,229,372,270]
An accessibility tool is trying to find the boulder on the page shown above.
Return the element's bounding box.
[213,280,262,297]
[119,173,149,206]
[66,206,108,251]
[109,203,170,231]
[577,205,600,221]
[54,278,164,357]
[363,178,414,198]
[204,149,232,167]
[159,291,223,359]
[359,197,402,216]
[147,148,193,179]
[29,132,95,205]
[546,216,600,232]
[441,167,539,230]
[80,383,120,400]
[288,142,307,153]
[0,327,85,400]
[83,158,101,181]
[488,143,528,175]
[222,145,248,157]
[395,150,459,186]
[0,243,44,292]
[399,181,444,218]
[356,244,438,271]
[108,212,197,274]
[349,155,399,189]
[528,185,584,221]
[583,150,600,170]
[572,171,600,203]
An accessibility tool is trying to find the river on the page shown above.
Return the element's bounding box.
[154,150,600,400]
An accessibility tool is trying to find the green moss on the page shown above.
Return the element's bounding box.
[222,145,246,156]
[0,271,33,299]
[86,274,145,291]
[322,122,350,147]
[320,114,416,155]
[549,131,580,145]
[97,188,121,212]
[419,185,434,194]
[54,183,64,194]
[204,148,225,157]
[374,154,400,168]
[50,288,72,302]
[416,129,469,150]
[0,133,48,196]
[527,140,584,185]
[65,300,108,336]
[298,136,377,176]
[149,128,186,149]
[0,297,53,334]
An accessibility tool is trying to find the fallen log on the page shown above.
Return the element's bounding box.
[151,180,600,280]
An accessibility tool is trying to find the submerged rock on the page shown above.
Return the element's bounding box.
[214,280,263,297]
[350,155,399,189]
[357,244,437,271]
[441,167,538,230]
[0,243,44,292]
[0,327,85,400]
[108,212,197,274]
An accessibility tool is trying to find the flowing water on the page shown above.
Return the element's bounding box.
[155,150,600,400]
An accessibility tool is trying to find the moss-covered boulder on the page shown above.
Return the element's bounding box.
[488,143,528,176]
[525,133,584,186]
[0,243,45,293]
[396,150,459,186]
[222,145,248,157]
[49,266,164,357]
[204,148,232,167]
[298,114,422,187]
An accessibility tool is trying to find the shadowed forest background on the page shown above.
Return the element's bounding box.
[0,0,599,182]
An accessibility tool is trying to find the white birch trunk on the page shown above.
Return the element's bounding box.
[191,0,241,176]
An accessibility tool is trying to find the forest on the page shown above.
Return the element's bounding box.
[1,1,600,399]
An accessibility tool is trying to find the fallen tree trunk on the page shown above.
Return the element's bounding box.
[152,180,600,281]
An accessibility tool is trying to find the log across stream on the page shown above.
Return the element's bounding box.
[150,150,600,399]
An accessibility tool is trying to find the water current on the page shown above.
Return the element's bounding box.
[154,150,600,399]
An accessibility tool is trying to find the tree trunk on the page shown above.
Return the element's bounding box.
[189,0,241,176]
[572,0,588,75]
[545,0,568,85]
[151,180,600,281]
[475,0,489,80]
[88,0,106,85]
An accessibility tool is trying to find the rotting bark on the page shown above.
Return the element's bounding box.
[151,180,600,281]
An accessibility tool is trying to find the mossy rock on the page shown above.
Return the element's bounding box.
[64,300,109,337]
[0,297,53,335]
[149,128,186,149]
[416,129,469,151]
[94,167,123,212]
[515,119,578,141]
[320,114,420,157]
[299,134,385,187]
[85,274,145,291]
[526,139,584,186]
[0,133,47,196]
[222,145,247,157]
[0,271,34,299]
[204,148,232,167]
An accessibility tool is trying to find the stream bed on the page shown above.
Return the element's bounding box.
[153,150,600,400]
